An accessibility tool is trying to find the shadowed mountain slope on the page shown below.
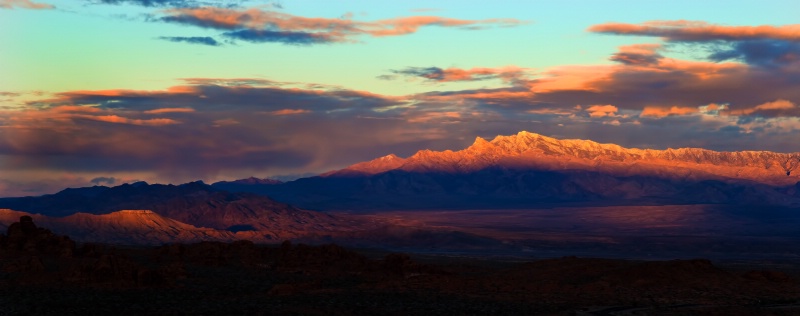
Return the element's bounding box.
[0,181,374,241]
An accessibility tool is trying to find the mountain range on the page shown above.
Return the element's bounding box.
[0,181,498,247]
[214,131,800,210]
[0,181,383,244]
[3,130,800,245]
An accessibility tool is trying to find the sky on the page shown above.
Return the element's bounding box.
[1,0,800,196]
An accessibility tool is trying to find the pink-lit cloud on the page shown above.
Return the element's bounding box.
[640,106,699,118]
[76,114,179,126]
[159,7,528,44]
[589,20,800,42]
[268,109,311,116]
[0,0,53,9]
[586,105,619,118]
[726,99,798,116]
[143,107,196,114]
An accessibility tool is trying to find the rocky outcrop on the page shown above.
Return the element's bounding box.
[3,215,75,257]
[0,216,171,287]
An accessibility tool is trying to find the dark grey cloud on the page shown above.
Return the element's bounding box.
[221,29,334,45]
[90,176,117,185]
[159,36,221,46]
[589,21,800,68]
[87,0,243,8]
[707,39,800,68]
[390,67,448,81]
[3,81,415,184]
[609,51,663,66]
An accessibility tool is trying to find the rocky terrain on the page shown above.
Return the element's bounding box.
[2,216,800,315]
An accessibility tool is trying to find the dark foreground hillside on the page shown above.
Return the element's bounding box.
[2,216,800,315]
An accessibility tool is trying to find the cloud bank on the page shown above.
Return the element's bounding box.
[159,7,528,45]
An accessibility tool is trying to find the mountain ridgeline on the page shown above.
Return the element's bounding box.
[213,131,800,210]
[0,181,376,244]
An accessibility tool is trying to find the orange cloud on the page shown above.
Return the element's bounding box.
[586,105,618,117]
[617,43,662,55]
[161,7,527,43]
[422,90,532,102]
[532,65,611,92]
[51,105,103,113]
[0,0,53,9]
[45,86,198,105]
[212,118,239,127]
[727,99,797,115]
[144,108,196,114]
[77,115,179,126]
[268,109,312,116]
[407,111,462,123]
[589,20,800,41]
[640,106,699,117]
[368,16,525,37]
[752,99,796,110]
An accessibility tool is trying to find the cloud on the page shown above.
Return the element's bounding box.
[221,29,333,45]
[268,109,311,115]
[78,114,180,126]
[589,21,800,67]
[707,39,800,68]
[158,7,528,45]
[1,79,418,186]
[90,176,117,186]
[143,107,195,114]
[7,19,800,194]
[6,73,800,194]
[640,106,699,118]
[382,66,530,83]
[87,0,239,8]
[727,99,798,116]
[589,20,800,42]
[406,36,800,144]
[159,36,221,46]
[0,0,53,9]
[609,44,663,66]
[212,118,238,127]
[586,105,618,118]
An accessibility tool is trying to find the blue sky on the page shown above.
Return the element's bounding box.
[1,0,800,196]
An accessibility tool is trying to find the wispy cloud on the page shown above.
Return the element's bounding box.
[159,36,221,46]
[589,20,800,42]
[86,0,241,8]
[590,21,800,67]
[158,7,528,45]
[268,109,311,115]
[381,66,530,83]
[0,0,53,9]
